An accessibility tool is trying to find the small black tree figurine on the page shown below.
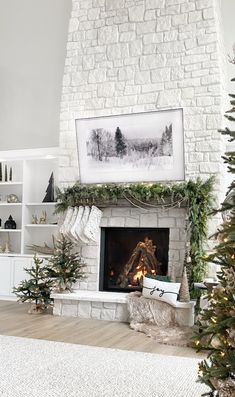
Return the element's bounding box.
[0,163,2,182]
[9,167,12,181]
[42,172,55,202]
[13,255,52,313]
[47,234,86,292]
[4,165,7,182]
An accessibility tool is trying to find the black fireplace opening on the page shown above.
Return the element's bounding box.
[99,227,169,293]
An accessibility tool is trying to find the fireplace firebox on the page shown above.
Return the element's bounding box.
[99,227,169,292]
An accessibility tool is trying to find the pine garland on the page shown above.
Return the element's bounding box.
[55,178,214,284]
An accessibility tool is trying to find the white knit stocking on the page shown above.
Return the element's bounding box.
[75,206,91,244]
[83,205,102,243]
[66,206,78,243]
[70,206,84,243]
[60,207,74,238]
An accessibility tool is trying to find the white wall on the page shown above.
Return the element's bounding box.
[222,0,235,82]
[0,0,233,151]
[59,0,226,198]
[221,0,235,190]
[0,0,71,150]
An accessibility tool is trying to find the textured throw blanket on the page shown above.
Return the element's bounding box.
[127,292,194,347]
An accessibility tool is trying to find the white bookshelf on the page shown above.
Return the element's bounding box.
[0,148,59,256]
[0,229,22,232]
[0,148,59,299]
[0,182,23,186]
[0,203,22,206]
[26,202,56,206]
[25,224,58,228]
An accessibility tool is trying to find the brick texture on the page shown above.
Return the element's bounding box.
[59,0,227,288]
[59,0,226,193]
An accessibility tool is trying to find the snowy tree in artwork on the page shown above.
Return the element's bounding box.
[159,124,173,156]
[88,128,114,162]
[76,109,184,183]
[115,127,127,158]
[86,124,173,164]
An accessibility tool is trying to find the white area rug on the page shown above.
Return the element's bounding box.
[0,335,208,397]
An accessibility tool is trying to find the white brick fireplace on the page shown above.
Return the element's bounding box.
[53,0,227,323]
[52,206,196,324]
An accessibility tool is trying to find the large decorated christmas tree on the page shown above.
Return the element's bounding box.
[194,69,235,396]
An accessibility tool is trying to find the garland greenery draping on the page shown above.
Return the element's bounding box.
[55,178,214,283]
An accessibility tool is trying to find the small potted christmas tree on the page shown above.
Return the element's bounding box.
[47,233,86,292]
[13,255,52,314]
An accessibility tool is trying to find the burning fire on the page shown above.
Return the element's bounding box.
[133,267,156,282]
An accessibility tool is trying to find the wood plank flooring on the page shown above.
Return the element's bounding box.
[0,300,204,358]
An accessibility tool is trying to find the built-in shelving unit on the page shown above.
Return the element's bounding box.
[25,224,58,228]
[26,202,56,206]
[0,182,23,186]
[0,148,59,299]
[0,229,22,232]
[0,203,22,206]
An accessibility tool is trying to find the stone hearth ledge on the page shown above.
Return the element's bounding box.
[51,291,195,326]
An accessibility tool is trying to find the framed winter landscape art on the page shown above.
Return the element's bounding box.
[75,109,185,184]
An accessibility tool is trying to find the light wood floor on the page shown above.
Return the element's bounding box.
[0,300,204,358]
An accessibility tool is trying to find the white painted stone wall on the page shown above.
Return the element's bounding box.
[58,0,228,295]
[60,0,226,194]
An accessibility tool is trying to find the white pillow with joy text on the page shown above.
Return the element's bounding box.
[142,276,180,307]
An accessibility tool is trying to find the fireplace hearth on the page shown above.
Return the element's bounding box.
[99,227,169,293]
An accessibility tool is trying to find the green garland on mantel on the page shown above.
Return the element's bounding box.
[55,178,215,284]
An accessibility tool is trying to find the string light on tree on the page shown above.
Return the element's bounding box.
[13,255,52,313]
[193,52,235,397]
[46,234,86,292]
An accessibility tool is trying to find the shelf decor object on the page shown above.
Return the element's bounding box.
[9,167,12,182]
[39,211,47,224]
[0,163,2,182]
[4,215,16,229]
[7,194,19,203]
[27,242,55,255]
[4,165,7,182]
[4,241,10,253]
[32,215,38,224]
[42,172,55,202]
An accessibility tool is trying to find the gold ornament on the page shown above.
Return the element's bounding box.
[210,336,222,349]
[223,268,235,289]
